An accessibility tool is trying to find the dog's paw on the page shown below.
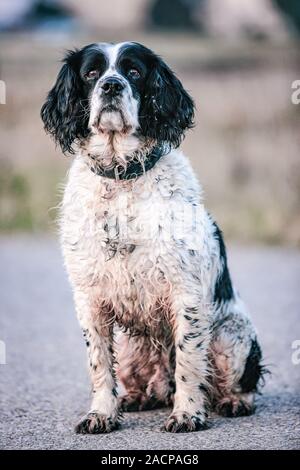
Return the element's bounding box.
[216,397,254,417]
[75,411,119,434]
[163,412,208,433]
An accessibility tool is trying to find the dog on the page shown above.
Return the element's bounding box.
[41,41,264,433]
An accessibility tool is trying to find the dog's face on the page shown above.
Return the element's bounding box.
[83,43,142,136]
[41,42,194,155]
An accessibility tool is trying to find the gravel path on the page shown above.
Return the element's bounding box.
[0,236,299,450]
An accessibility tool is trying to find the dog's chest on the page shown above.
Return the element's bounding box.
[61,164,182,328]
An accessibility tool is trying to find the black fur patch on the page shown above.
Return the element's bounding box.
[41,48,92,154]
[213,222,234,304]
[239,338,263,393]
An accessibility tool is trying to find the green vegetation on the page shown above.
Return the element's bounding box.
[0,162,63,233]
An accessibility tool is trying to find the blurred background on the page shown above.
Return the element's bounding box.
[1,1,300,451]
[0,0,300,245]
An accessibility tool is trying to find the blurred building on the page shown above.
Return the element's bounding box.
[202,0,289,40]
[0,0,75,31]
[0,0,293,39]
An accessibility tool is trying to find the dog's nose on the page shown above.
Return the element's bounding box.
[101,78,124,96]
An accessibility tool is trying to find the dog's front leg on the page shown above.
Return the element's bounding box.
[73,289,119,434]
[164,291,211,432]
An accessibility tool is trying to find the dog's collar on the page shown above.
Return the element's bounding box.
[89,146,164,181]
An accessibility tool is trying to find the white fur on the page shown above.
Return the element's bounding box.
[60,142,258,433]
[61,149,218,423]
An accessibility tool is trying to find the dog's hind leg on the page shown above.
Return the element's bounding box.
[211,301,264,417]
[116,332,175,411]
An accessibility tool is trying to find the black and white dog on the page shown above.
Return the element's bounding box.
[41,42,264,433]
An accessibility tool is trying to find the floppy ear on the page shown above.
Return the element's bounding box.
[140,57,194,149]
[41,50,89,154]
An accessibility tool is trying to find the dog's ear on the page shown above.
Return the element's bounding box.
[41,50,89,154]
[140,57,194,149]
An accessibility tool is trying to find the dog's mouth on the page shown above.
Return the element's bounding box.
[94,105,132,134]
[101,104,119,113]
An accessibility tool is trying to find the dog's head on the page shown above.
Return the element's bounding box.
[41,42,194,156]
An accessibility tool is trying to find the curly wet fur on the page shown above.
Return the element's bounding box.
[41,41,265,433]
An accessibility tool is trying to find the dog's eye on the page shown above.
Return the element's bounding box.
[127,68,140,80]
[86,70,100,80]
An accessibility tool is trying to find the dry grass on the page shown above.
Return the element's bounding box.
[0,31,299,244]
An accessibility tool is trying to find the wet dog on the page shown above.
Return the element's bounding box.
[41,42,264,433]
